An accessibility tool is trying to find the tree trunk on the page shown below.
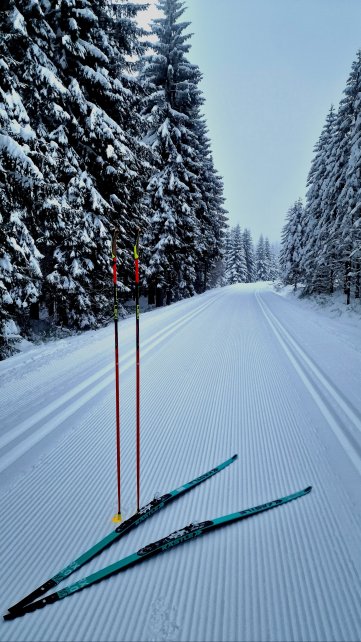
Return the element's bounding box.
[355,261,360,299]
[329,269,334,295]
[156,287,164,308]
[344,261,351,305]
[147,284,155,305]
[203,262,208,293]
[30,302,40,320]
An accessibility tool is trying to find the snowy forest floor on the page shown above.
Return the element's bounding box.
[0,282,360,642]
[277,282,361,332]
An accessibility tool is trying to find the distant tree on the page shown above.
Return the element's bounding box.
[256,235,269,281]
[264,238,273,280]
[302,106,337,294]
[280,199,305,290]
[227,225,247,284]
[338,51,361,302]
[224,227,232,283]
[243,228,255,282]
[300,51,361,303]
[193,116,228,293]
[269,243,280,281]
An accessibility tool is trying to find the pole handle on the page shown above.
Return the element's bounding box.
[112,229,119,258]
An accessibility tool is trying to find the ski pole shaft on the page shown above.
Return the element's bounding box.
[134,230,141,512]
[112,230,121,521]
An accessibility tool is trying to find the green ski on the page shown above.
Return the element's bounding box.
[4,485,311,620]
[6,454,237,615]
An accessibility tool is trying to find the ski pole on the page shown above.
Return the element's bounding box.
[134,229,141,512]
[112,230,122,523]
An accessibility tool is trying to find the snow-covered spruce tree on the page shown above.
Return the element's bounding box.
[227,225,247,284]
[301,106,337,295]
[224,227,232,284]
[36,0,150,323]
[280,199,305,290]
[316,52,361,304]
[193,115,227,292]
[0,2,44,357]
[140,0,225,305]
[242,228,255,282]
[264,237,273,281]
[0,0,150,353]
[12,0,98,328]
[255,234,269,281]
[269,243,280,281]
[226,227,238,285]
[345,121,361,299]
[337,51,361,302]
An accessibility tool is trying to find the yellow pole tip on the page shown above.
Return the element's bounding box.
[112,513,122,524]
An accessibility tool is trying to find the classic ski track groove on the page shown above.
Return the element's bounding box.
[0,293,222,473]
[1,285,361,641]
[255,290,361,474]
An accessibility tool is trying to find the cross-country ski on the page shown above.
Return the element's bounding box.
[6,454,237,615]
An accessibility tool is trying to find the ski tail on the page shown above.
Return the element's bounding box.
[4,592,60,620]
[4,485,312,621]
[6,454,237,615]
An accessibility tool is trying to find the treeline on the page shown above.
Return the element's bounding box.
[225,225,279,285]
[280,51,361,303]
[0,0,227,359]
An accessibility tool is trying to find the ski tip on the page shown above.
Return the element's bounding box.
[304,486,312,494]
[231,454,238,461]
[112,513,122,524]
[3,612,14,622]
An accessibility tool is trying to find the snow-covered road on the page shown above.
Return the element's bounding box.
[1,284,360,642]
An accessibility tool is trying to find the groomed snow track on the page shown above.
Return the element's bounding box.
[0,284,360,642]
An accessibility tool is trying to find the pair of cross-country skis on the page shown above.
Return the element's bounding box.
[4,453,312,620]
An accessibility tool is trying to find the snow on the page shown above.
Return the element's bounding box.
[0,134,43,179]
[0,283,360,641]
[276,284,361,351]
[0,255,12,273]
[11,7,27,35]
[3,319,19,338]
[39,66,68,94]
[78,40,109,64]
[82,66,111,91]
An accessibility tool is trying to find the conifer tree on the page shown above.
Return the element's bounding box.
[0,2,44,356]
[227,225,247,284]
[280,199,305,290]
[302,106,337,294]
[338,51,361,302]
[256,235,268,281]
[264,237,273,280]
[193,116,227,293]
[242,228,255,282]
[140,0,225,305]
[269,243,280,281]
[224,227,233,284]
[40,0,149,321]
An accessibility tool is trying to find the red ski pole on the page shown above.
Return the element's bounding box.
[112,230,122,523]
[134,230,141,512]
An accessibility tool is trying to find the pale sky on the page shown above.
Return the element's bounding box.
[135,0,361,243]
